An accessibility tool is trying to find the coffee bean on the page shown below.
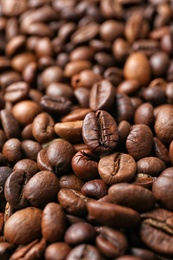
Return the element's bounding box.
[41,66,64,89]
[96,226,128,258]
[42,202,67,243]
[4,207,42,245]
[140,208,173,255]
[0,242,15,260]
[126,124,153,161]
[59,173,84,191]
[108,183,155,212]
[134,103,154,126]
[46,82,74,100]
[4,81,29,103]
[2,138,22,163]
[70,46,95,61]
[153,137,170,165]
[66,244,102,260]
[23,171,60,208]
[13,158,39,175]
[45,242,71,260]
[87,201,140,228]
[81,179,108,199]
[11,52,36,73]
[21,140,42,161]
[137,157,166,177]
[71,69,102,89]
[82,110,118,154]
[32,112,55,144]
[0,109,20,139]
[64,222,96,245]
[89,80,115,111]
[124,52,151,86]
[131,173,155,189]
[98,152,136,185]
[64,60,92,78]
[100,20,124,42]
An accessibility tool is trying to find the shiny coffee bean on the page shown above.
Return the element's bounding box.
[137,157,166,177]
[98,152,136,185]
[81,179,108,199]
[0,109,20,139]
[82,110,118,154]
[66,244,102,260]
[45,242,71,260]
[4,81,29,103]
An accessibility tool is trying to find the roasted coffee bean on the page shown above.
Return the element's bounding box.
[37,147,53,172]
[71,149,99,181]
[54,121,83,144]
[140,208,173,256]
[113,38,131,64]
[0,109,20,139]
[46,82,74,100]
[116,79,140,96]
[42,202,67,243]
[96,226,128,259]
[58,188,89,217]
[116,256,142,260]
[40,95,72,116]
[4,81,29,103]
[41,66,64,89]
[126,124,153,161]
[0,166,12,201]
[70,46,95,61]
[64,222,96,245]
[21,140,42,161]
[137,157,166,177]
[4,207,42,245]
[71,22,99,44]
[118,120,131,144]
[150,51,169,77]
[71,69,102,89]
[87,201,140,228]
[23,171,60,208]
[124,52,151,86]
[108,183,155,212]
[100,20,124,42]
[1,0,27,17]
[89,80,115,111]
[74,88,90,108]
[153,137,170,165]
[11,53,36,73]
[131,173,155,189]
[104,67,124,86]
[46,139,76,174]
[82,110,118,154]
[32,112,55,143]
[4,169,31,209]
[2,138,22,163]
[45,242,71,260]
[66,244,102,260]
[0,242,15,260]
[13,158,39,175]
[152,176,173,211]
[59,173,84,191]
[64,60,92,78]
[81,179,108,199]
[12,100,41,126]
[98,152,136,185]
[130,247,157,260]
[61,108,92,122]
[134,103,154,126]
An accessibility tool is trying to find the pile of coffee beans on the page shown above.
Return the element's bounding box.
[0,0,173,259]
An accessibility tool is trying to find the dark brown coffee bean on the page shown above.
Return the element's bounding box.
[143,86,166,106]
[82,110,118,154]
[108,183,155,212]
[140,208,173,256]
[94,52,115,68]
[35,37,53,58]
[4,169,31,209]
[100,20,124,42]
[98,152,136,185]
[23,171,60,208]
[104,67,124,86]
[12,100,41,126]
[11,52,36,73]
[124,52,151,86]
[130,247,157,260]
[71,69,102,89]
[37,147,53,172]
[81,179,108,199]
[150,51,169,77]
[54,121,83,144]
[112,38,131,63]
[117,79,140,96]
[114,93,135,123]
[74,88,90,108]
[70,46,95,61]
[137,157,166,177]
[13,158,39,176]
[1,0,27,16]
[0,109,20,139]
[46,139,76,174]
[87,201,140,228]
[4,81,29,103]
[71,149,99,181]
[32,112,55,144]
[131,173,155,189]
[152,176,173,211]
[4,207,42,245]
[58,188,89,217]
[96,226,128,258]
[100,0,123,20]
[21,123,34,140]
[46,82,74,100]
[118,120,131,144]
[45,242,71,260]
[40,95,72,116]
[154,105,173,145]
[2,138,22,163]
[64,60,92,78]
[126,124,153,161]
[59,173,84,191]
[21,140,42,161]
[22,61,37,84]
[66,244,102,260]
[153,137,170,165]
[5,35,26,57]
[71,22,99,44]
[42,202,67,243]
[89,80,115,111]
[134,102,154,126]
[0,71,21,90]
[41,66,64,89]
[0,166,12,201]
[160,167,173,177]
[64,222,96,245]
